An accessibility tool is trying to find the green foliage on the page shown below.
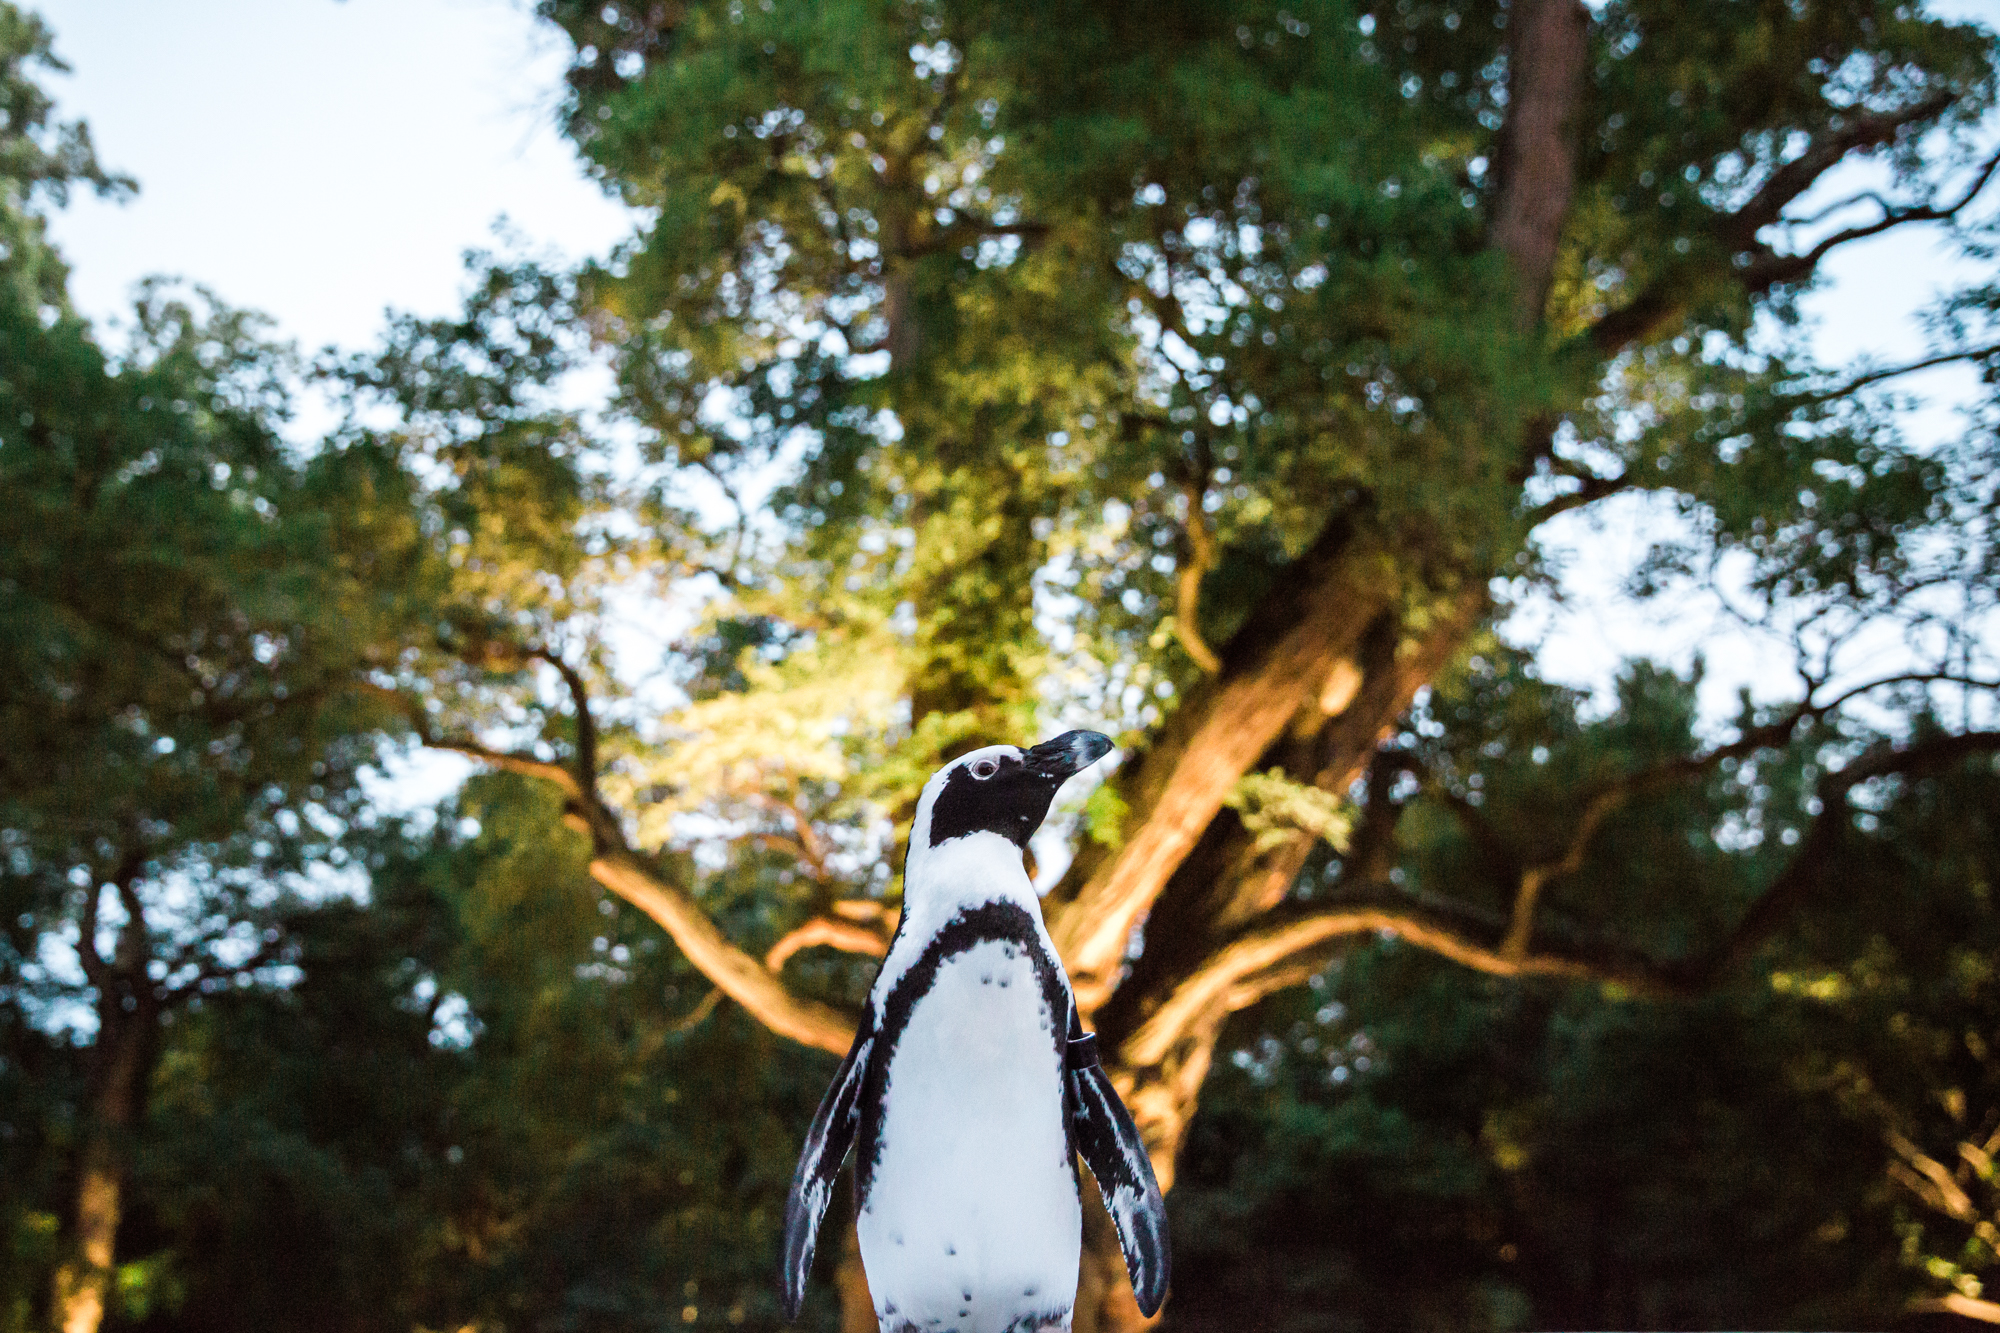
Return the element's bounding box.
[1226,769,1354,855]
[508,0,2000,893]
[101,785,843,1333]
[1177,662,2000,1331]
[0,2,128,309]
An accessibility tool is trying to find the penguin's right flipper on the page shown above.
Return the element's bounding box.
[780,1011,874,1320]
[1067,1013,1171,1316]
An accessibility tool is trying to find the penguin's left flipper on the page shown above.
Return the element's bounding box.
[1066,1015,1171,1317]
[780,1010,874,1320]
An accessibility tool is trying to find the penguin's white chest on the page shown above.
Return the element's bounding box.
[859,937,1081,1333]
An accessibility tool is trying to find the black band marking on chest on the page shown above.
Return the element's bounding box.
[856,899,1076,1208]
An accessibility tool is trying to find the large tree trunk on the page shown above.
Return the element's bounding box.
[51,998,154,1333]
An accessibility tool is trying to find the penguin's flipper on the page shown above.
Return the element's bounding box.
[1067,1013,1171,1317]
[780,1010,874,1320]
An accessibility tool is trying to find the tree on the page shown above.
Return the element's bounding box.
[344,0,2000,1326]
[94,780,836,1333]
[1165,653,2000,1330]
[0,10,423,1327]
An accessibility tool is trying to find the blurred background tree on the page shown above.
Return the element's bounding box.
[4,1,2000,1331]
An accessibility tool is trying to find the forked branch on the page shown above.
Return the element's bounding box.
[379,665,860,1056]
[1119,727,2000,1070]
[1437,673,2000,960]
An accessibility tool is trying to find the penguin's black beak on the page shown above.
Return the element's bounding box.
[1021,730,1114,783]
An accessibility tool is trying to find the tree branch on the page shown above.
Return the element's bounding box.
[590,849,857,1054]
[1723,93,1958,245]
[110,866,148,978]
[749,793,833,879]
[1743,141,2000,293]
[1489,0,1591,329]
[1907,1295,2000,1326]
[1525,467,1629,524]
[1585,94,1967,354]
[1048,512,1388,1003]
[1122,895,1607,1070]
[1701,729,2000,982]
[1779,342,2000,410]
[1173,455,1223,675]
[161,933,287,1008]
[531,649,601,800]
[765,914,892,972]
[1439,676,2000,959]
[429,735,585,800]
[76,870,111,994]
[1121,728,2000,1067]
[383,675,861,1056]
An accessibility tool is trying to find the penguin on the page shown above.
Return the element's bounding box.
[780,730,1170,1333]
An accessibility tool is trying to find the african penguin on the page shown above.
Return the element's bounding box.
[781,730,1170,1333]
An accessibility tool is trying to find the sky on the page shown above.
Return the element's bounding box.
[29,0,1998,742]
[37,0,633,354]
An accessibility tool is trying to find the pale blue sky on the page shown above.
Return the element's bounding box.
[38,0,632,352]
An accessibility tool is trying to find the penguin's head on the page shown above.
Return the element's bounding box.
[910,730,1115,857]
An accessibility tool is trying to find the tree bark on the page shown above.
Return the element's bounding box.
[1491,0,1591,329]
[51,986,157,1333]
[836,1219,877,1333]
[1047,513,1388,1007]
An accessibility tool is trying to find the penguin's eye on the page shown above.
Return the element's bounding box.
[969,757,1000,780]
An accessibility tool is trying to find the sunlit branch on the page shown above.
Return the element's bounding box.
[1887,1127,1990,1225]
[1122,896,1606,1070]
[1907,1295,2000,1326]
[382,670,861,1055]
[765,914,892,972]
[1888,1121,2000,1323]
[1050,514,1388,1003]
[590,849,857,1054]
